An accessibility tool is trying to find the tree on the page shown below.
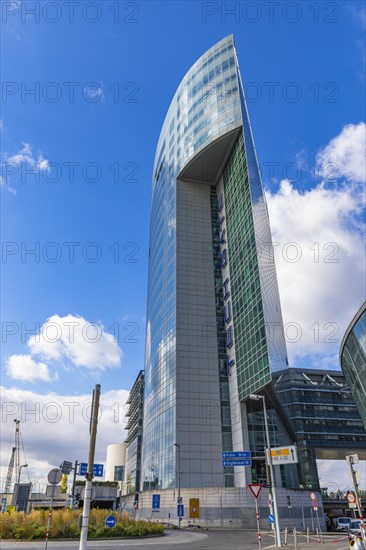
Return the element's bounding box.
[60,474,68,494]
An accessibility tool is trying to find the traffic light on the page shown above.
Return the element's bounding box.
[134,493,139,510]
[75,492,82,509]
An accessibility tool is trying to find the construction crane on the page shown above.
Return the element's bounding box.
[5,420,20,493]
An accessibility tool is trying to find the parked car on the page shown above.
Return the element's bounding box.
[336,517,352,531]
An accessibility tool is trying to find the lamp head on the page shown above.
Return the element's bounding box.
[249,394,262,401]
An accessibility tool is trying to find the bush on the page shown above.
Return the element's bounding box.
[0,509,164,540]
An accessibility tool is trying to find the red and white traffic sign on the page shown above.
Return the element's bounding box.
[310,491,316,501]
[248,484,263,499]
[347,491,357,509]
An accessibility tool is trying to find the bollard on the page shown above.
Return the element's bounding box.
[307,527,310,544]
[284,526,288,545]
[316,527,320,543]
[293,527,298,550]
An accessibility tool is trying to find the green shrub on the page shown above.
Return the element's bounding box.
[0,509,164,540]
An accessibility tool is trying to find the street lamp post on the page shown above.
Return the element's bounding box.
[174,443,181,528]
[249,394,282,548]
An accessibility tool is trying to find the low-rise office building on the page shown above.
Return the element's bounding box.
[274,367,366,488]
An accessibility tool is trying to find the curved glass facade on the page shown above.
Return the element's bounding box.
[340,302,366,429]
[142,35,289,490]
[143,36,242,490]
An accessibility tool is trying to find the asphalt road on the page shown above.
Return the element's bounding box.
[0,529,350,550]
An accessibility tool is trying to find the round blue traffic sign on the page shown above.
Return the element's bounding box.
[105,515,116,528]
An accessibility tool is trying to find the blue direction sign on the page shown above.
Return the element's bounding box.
[268,514,274,523]
[177,504,184,517]
[79,463,104,477]
[223,459,252,467]
[152,494,160,509]
[222,451,251,459]
[105,515,116,528]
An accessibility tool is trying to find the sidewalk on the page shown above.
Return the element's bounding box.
[264,531,349,550]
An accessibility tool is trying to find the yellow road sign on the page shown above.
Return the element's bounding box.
[269,445,298,464]
[189,498,200,518]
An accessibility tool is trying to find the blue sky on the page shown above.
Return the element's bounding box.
[1,1,365,487]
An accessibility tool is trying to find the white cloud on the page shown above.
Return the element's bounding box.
[5,354,56,383]
[316,122,366,183]
[266,124,366,366]
[5,314,123,384]
[1,141,49,193]
[0,386,129,492]
[317,459,366,491]
[28,314,122,371]
[5,141,49,172]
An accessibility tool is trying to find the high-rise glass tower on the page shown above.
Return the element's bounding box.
[142,35,290,491]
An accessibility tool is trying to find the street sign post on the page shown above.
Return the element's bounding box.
[105,515,116,528]
[270,445,298,465]
[222,451,251,459]
[346,454,366,547]
[347,454,359,465]
[45,468,62,549]
[152,494,160,510]
[223,459,252,467]
[248,484,264,549]
[189,498,200,519]
[248,484,263,499]
[79,463,104,477]
[222,451,251,468]
[60,461,73,475]
[347,491,357,509]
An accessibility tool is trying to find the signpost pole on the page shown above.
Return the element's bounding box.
[268,495,274,534]
[174,443,181,528]
[44,481,55,550]
[70,460,79,510]
[262,398,281,547]
[314,507,323,543]
[79,384,101,550]
[347,454,366,547]
[44,468,62,550]
[255,497,262,550]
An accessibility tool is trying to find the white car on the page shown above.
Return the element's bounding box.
[336,517,352,531]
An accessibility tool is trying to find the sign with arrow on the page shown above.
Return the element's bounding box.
[79,463,104,477]
[270,445,298,465]
[105,515,116,528]
[248,484,263,499]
